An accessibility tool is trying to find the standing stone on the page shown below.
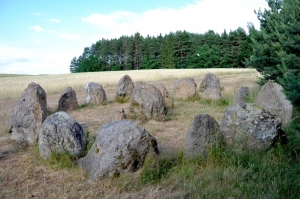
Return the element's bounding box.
[58,87,78,111]
[254,82,293,124]
[173,78,197,99]
[38,111,86,159]
[129,82,167,120]
[110,109,126,122]
[199,73,221,100]
[154,83,169,98]
[233,86,250,108]
[85,82,107,105]
[185,114,222,158]
[115,75,134,100]
[220,103,282,150]
[9,82,47,145]
[78,120,159,179]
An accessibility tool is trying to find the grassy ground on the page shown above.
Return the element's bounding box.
[0,69,299,198]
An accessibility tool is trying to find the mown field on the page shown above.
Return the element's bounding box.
[0,69,299,199]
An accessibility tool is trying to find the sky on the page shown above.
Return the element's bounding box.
[0,0,269,75]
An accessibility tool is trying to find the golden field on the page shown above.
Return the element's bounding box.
[3,68,293,199]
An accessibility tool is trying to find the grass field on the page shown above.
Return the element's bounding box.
[0,68,256,100]
[0,68,299,199]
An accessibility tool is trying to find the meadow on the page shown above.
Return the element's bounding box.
[0,68,299,199]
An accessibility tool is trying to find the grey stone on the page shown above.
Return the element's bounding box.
[38,111,86,159]
[129,82,167,120]
[220,103,282,150]
[78,120,159,179]
[173,78,197,99]
[199,72,220,92]
[199,73,221,100]
[254,82,293,125]
[110,109,126,122]
[233,86,250,108]
[154,83,169,98]
[9,82,47,145]
[58,87,78,111]
[85,82,107,105]
[115,75,134,100]
[185,114,222,158]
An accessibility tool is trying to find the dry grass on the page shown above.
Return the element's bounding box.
[0,68,257,100]
[0,69,264,198]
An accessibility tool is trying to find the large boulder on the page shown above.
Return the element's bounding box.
[85,82,107,105]
[58,87,78,111]
[185,114,222,158]
[38,111,86,159]
[129,82,167,120]
[254,82,293,125]
[220,103,282,150]
[199,73,221,100]
[9,82,47,145]
[233,86,250,108]
[115,75,134,100]
[78,120,159,179]
[173,78,197,99]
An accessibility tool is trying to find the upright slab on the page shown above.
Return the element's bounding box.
[9,82,47,145]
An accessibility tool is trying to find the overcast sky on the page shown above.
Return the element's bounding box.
[0,0,269,75]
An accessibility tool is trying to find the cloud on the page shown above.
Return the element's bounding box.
[31,12,42,16]
[0,45,71,74]
[35,40,42,45]
[48,30,57,34]
[82,0,268,39]
[49,18,61,23]
[59,33,81,41]
[30,25,43,32]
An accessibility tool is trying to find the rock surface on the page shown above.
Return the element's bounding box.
[110,109,126,122]
[9,82,47,145]
[78,120,159,179]
[254,82,293,125]
[58,87,78,111]
[199,73,221,100]
[115,75,134,100]
[129,82,167,120]
[233,86,250,108]
[173,78,197,99]
[85,82,107,105]
[154,83,169,98]
[185,114,222,158]
[199,72,220,92]
[220,103,282,150]
[38,111,86,159]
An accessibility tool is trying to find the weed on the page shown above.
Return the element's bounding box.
[115,96,130,104]
[216,98,230,106]
[48,151,78,169]
[186,95,201,102]
[139,154,177,184]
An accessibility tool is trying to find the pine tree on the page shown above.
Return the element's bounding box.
[248,0,300,106]
[69,57,77,73]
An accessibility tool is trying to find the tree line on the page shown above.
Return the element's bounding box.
[69,27,252,73]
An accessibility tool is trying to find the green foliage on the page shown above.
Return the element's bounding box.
[48,151,78,169]
[248,0,300,106]
[114,96,130,104]
[137,137,300,198]
[185,94,201,102]
[139,152,181,184]
[71,27,252,73]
